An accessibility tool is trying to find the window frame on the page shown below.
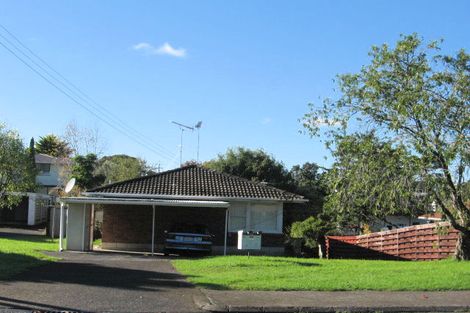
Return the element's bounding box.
[228,201,283,234]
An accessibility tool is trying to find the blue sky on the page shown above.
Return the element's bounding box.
[1,0,469,170]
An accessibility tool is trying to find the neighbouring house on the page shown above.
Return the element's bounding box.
[35,153,69,194]
[339,213,444,235]
[0,153,68,226]
[60,165,308,255]
[369,214,443,232]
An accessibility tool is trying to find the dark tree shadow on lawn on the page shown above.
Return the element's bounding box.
[0,249,207,291]
[0,252,53,280]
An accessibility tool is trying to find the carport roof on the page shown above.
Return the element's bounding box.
[86,165,306,202]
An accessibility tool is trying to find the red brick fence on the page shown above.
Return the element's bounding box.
[326,222,459,261]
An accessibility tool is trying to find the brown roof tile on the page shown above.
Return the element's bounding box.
[87,165,304,201]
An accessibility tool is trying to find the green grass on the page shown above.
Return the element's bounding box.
[93,238,102,246]
[0,235,59,279]
[173,256,470,291]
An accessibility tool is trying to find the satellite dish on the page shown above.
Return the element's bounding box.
[64,178,76,194]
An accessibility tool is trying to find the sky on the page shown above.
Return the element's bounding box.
[0,0,469,171]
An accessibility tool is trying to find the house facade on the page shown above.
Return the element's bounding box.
[35,153,68,194]
[0,153,68,226]
[61,165,308,255]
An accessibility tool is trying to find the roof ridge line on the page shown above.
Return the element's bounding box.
[87,166,194,192]
[200,166,303,198]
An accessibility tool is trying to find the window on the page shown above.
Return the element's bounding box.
[228,203,282,233]
[37,163,51,175]
[228,205,247,231]
[250,204,279,233]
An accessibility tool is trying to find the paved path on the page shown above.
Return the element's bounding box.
[0,251,202,312]
[198,290,470,312]
[0,227,45,236]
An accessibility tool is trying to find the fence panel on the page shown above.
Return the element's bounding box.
[326,222,459,261]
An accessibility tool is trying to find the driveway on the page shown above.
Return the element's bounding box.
[0,251,203,312]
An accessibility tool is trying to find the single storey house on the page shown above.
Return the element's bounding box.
[60,165,308,255]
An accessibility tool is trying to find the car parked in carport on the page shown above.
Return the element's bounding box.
[164,224,213,255]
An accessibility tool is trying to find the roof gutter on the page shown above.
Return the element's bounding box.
[59,196,230,208]
[82,191,308,203]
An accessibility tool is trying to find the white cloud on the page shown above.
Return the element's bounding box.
[132,42,186,58]
[261,117,272,125]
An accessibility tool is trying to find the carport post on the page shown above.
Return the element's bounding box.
[59,202,64,251]
[151,204,155,256]
[224,208,228,256]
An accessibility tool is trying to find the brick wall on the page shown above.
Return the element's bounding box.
[101,202,310,254]
[102,205,226,245]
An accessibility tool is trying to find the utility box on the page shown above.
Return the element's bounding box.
[237,230,262,250]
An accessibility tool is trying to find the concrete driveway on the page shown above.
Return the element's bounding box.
[0,251,203,312]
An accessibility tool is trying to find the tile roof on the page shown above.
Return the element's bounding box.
[87,165,305,202]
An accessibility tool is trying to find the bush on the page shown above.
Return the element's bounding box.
[287,215,335,258]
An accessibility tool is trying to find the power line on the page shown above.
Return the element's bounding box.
[0,24,176,160]
[0,39,174,161]
[0,24,175,159]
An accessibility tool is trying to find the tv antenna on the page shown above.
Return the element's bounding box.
[171,121,194,166]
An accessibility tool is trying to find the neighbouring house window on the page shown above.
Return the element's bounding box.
[228,206,247,231]
[229,203,283,234]
[37,163,51,175]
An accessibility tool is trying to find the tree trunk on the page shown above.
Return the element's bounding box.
[455,231,470,261]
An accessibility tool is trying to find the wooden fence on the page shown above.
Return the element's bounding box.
[326,222,459,261]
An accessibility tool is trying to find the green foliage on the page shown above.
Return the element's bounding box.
[0,125,37,207]
[290,162,326,206]
[289,216,334,250]
[302,34,469,258]
[26,137,38,192]
[35,134,73,158]
[173,256,470,291]
[95,154,155,184]
[323,132,426,227]
[204,147,292,190]
[71,153,105,190]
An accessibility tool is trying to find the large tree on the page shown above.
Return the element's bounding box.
[290,162,326,207]
[71,154,105,190]
[303,34,469,259]
[62,120,106,156]
[0,125,36,207]
[322,132,427,231]
[95,154,156,184]
[36,134,73,158]
[204,147,292,190]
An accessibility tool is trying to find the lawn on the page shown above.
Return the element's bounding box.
[172,256,470,291]
[0,235,59,279]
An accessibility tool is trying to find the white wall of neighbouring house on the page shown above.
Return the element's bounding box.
[26,193,51,226]
[36,162,62,190]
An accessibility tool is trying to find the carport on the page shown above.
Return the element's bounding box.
[58,196,230,255]
[58,165,307,256]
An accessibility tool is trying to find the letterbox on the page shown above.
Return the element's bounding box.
[237,230,262,250]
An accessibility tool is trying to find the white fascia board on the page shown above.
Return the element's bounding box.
[82,192,308,203]
[6,192,52,199]
[60,196,230,208]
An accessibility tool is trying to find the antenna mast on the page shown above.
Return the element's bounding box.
[195,121,203,162]
[171,121,194,166]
